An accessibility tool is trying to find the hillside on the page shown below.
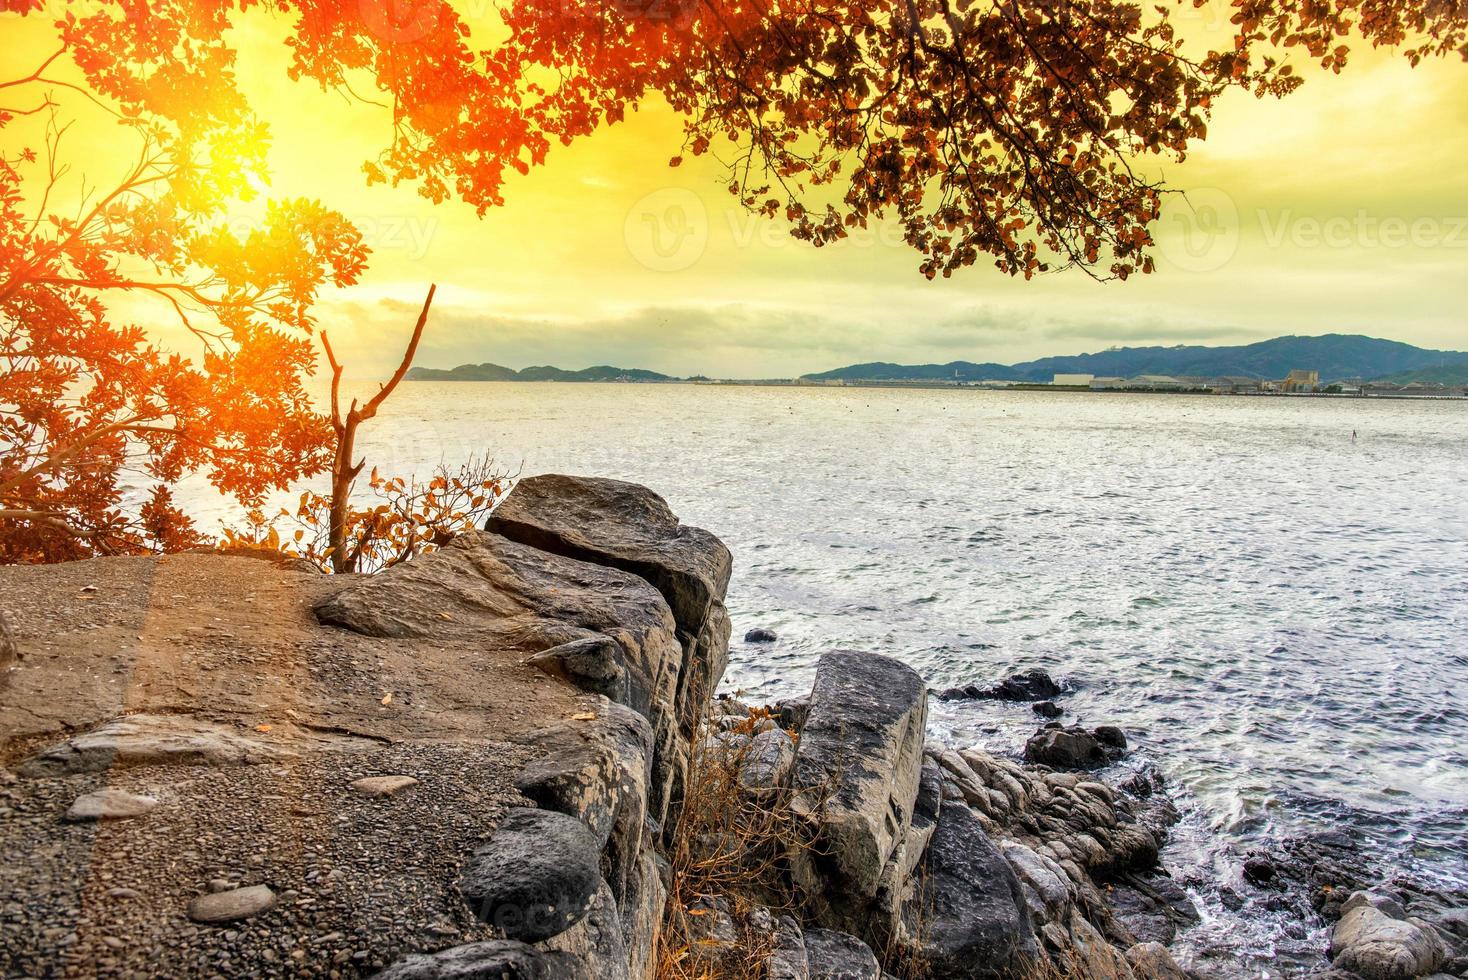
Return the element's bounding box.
[1369,365,1468,385]
[803,335,1468,384]
[406,362,674,382]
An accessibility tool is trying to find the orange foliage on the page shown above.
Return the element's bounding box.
[220,456,509,574]
[2,0,1463,562]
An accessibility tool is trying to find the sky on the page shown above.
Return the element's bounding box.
[6,3,1468,378]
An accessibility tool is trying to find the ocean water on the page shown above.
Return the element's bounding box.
[187,382,1468,973]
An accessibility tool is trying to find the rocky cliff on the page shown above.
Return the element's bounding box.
[2,475,1463,980]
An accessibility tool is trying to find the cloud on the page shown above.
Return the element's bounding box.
[321,295,1269,379]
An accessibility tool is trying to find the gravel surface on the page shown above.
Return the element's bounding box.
[1,741,536,978]
[0,551,599,978]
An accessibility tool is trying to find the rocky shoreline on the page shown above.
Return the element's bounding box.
[1,475,1464,979]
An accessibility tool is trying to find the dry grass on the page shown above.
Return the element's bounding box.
[655,706,822,980]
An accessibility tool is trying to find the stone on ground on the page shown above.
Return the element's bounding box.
[459,807,602,943]
[64,788,158,822]
[187,884,276,924]
[525,636,627,700]
[374,939,590,979]
[1024,726,1109,770]
[349,774,420,797]
[1125,941,1188,980]
[21,714,298,776]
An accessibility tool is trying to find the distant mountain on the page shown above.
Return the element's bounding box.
[1370,365,1468,385]
[803,335,1468,384]
[407,362,674,382]
[803,360,1023,382]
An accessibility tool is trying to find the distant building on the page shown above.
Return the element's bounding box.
[1282,369,1320,393]
[1089,377,1128,390]
[1052,373,1094,386]
[1130,375,1185,390]
[1208,376,1262,394]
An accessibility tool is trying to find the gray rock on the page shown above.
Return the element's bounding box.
[790,651,928,933]
[349,775,419,797]
[1108,874,1200,946]
[803,928,880,980]
[460,807,602,943]
[316,531,685,826]
[1331,891,1448,980]
[766,915,810,980]
[745,628,778,643]
[64,788,158,822]
[1032,700,1063,719]
[514,728,624,848]
[541,881,630,980]
[486,474,732,641]
[1093,725,1128,754]
[985,668,1062,701]
[740,727,796,790]
[21,714,298,776]
[777,697,811,731]
[1001,840,1071,922]
[525,636,627,701]
[187,884,276,924]
[621,853,667,980]
[1125,941,1188,980]
[901,798,1036,978]
[514,703,653,917]
[375,940,590,979]
[1023,726,1108,770]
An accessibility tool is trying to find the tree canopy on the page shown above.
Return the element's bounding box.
[1,0,1462,560]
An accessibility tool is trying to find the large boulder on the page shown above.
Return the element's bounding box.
[789,651,929,935]
[512,704,654,917]
[315,531,685,823]
[900,798,1037,979]
[487,475,733,737]
[488,475,731,641]
[375,940,590,980]
[1330,891,1448,980]
[460,808,603,943]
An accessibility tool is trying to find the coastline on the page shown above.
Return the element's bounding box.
[2,476,1465,979]
[403,377,1468,400]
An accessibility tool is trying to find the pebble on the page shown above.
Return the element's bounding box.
[106,888,142,900]
[208,878,233,893]
[348,775,420,797]
[188,885,276,924]
[64,789,158,822]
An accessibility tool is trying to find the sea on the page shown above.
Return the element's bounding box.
[181,382,1468,975]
